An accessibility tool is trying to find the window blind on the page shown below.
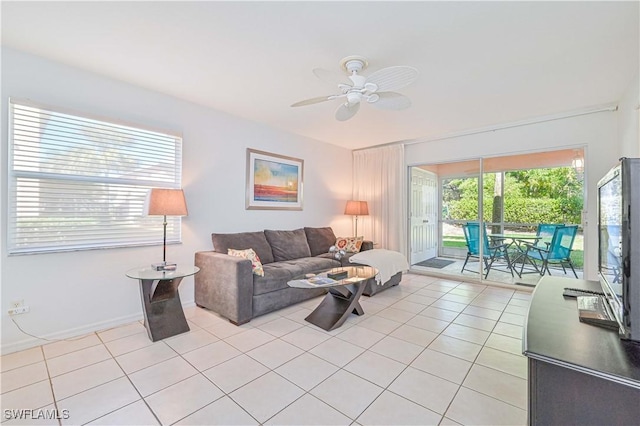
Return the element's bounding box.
[8,99,183,254]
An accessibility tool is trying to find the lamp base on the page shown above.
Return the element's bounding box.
[152,262,177,271]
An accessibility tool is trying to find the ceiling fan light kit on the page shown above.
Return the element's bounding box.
[291,55,418,121]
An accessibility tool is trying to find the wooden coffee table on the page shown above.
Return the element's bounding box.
[288,266,377,331]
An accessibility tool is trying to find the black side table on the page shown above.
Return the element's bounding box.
[126,266,199,342]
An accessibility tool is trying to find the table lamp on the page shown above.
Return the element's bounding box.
[145,188,188,271]
[344,200,369,237]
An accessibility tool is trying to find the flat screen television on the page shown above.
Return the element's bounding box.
[598,157,640,342]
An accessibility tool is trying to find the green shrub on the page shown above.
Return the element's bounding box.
[447,197,580,225]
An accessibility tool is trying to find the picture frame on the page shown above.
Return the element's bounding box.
[246,148,304,210]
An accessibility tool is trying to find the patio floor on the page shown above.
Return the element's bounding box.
[411,257,584,287]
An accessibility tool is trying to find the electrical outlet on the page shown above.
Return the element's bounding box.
[8,306,30,315]
[8,300,29,315]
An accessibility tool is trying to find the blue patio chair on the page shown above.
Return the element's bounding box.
[512,223,563,271]
[514,223,563,249]
[533,223,564,248]
[461,223,513,279]
[518,225,578,278]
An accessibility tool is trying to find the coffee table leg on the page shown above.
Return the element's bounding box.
[352,302,364,316]
[304,282,366,331]
[139,277,190,341]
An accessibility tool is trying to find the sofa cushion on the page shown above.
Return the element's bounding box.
[264,229,311,262]
[227,248,264,276]
[253,257,340,295]
[304,227,337,256]
[317,252,337,261]
[254,262,305,295]
[212,231,274,264]
[289,256,341,273]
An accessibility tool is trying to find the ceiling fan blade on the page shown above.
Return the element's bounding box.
[290,96,333,107]
[368,92,412,110]
[335,102,360,121]
[365,66,418,92]
[313,68,352,86]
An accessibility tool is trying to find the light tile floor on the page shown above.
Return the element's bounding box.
[1,273,530,425]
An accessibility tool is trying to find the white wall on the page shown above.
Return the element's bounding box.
[0,48,353,354]
[405,110,620,281]
[618,74,640,157]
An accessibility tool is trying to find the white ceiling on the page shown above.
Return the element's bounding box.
[2,1,638,150]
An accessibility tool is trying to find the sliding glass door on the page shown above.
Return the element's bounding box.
[409,148,585,285]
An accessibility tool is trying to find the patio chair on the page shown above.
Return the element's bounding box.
[461,222,513,279]
[511,223,563,268]
[535,223,563,245]
[514,223,563,249]
[517,225,579,278]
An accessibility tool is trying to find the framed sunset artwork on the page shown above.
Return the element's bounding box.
[246,149,304,210]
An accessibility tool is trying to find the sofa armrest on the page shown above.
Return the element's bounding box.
[194,251,253,325]
[361,240,374,251]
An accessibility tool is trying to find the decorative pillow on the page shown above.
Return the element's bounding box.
[335,236,364,253]
[227,248,264,277]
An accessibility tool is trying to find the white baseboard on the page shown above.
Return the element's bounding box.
[1,300,197,355]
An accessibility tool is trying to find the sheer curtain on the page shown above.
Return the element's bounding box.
[353,144,407,255]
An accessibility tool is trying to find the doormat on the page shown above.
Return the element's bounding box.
[414,258,455,269]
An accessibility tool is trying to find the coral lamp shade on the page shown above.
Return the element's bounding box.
[145,189,188,216]
[344,200,369,216]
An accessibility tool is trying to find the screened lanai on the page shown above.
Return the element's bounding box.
[409,148,585,286]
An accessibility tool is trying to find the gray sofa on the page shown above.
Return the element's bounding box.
[194,227,401,325]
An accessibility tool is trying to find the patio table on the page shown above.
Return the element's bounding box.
[489,234,541,275]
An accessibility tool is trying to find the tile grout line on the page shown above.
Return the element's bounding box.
[87,329,164,426]
[40,344,62,426]
[267,280,471,423]
[321,279,477,423]
[195,288,422,424]
[407,281,528,417]
[4,274,530,425]
[438,288,501,421]
[439,289,530,418]
[170,336,263,425]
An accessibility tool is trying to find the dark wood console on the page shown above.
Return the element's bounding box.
[523,276,640,425]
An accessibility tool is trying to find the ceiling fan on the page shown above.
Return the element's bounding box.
[291,55,419,121]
